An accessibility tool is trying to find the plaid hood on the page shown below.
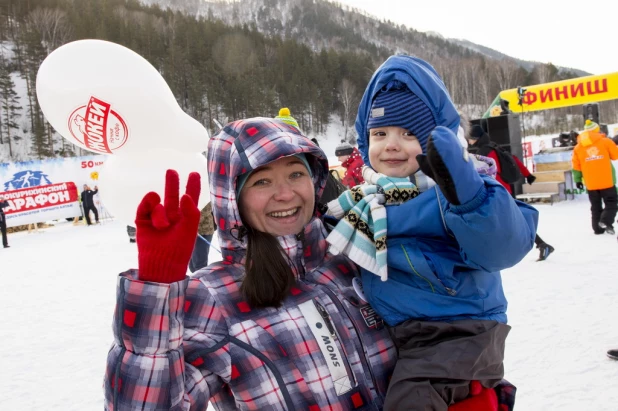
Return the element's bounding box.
[207,117,329,263]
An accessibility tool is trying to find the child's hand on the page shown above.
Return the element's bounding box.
[416,126,484,206]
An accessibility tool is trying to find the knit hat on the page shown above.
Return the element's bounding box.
[584,119,599,132]
[275,107,300,129]
[235,154,312,198]
[469,124,487,140]
[366,81,436,151]
[335,142,354,157]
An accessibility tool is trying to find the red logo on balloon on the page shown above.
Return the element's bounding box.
[68,97,128,154]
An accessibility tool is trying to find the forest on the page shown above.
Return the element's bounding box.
[0,0,615,162]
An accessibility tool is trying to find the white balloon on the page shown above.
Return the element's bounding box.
[36,39,209,155]
[97,149,209,224]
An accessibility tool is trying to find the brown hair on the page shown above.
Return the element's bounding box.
[240,227,296,308]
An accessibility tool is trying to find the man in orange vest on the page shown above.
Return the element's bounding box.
[572,120,618,235]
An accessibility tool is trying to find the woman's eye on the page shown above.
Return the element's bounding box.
[290,171,305,179]
[252,179,269,186]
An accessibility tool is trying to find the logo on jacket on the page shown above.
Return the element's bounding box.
[68,96,128,154]
[4,170,52,190]
[585,146,603,161]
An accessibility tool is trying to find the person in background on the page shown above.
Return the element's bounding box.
[275,107,300,130]
[0,194,9,248]
[189,202,215,273]
[335,142,365,187]
[126,225,136,243]
[572,120,618,235]
[468,125,555,261]
[468,125,537,189]
[81,184,99,226]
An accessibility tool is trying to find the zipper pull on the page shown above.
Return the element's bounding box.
[314,300,337,339]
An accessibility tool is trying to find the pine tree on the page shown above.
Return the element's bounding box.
[0,56,22,157]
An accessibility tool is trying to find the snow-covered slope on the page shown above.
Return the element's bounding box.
[1,196,617,410]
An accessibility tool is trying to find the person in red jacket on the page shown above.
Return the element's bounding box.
[335,142,365,188]
[468,125,554,261]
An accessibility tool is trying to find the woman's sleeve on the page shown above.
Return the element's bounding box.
[104,270,231,410]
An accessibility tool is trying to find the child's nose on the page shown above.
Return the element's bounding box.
[385,135,400,150]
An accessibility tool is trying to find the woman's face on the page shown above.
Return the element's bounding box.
[238,156,315,237]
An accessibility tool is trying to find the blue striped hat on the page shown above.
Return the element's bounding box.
[366,81,436,151]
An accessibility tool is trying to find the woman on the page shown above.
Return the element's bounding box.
[104,117,506,410]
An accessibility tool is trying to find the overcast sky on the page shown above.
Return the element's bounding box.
[336,0,616,76]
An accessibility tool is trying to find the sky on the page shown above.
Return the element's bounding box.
[336,0,617,76]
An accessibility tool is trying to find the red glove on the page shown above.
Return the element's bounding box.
[136,169,201,283]
[448,381,498,411]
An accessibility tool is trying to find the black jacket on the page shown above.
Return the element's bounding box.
[0,200,8,223]
[81,189,98,208]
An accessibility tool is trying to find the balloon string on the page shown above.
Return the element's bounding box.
[198,234,221,254]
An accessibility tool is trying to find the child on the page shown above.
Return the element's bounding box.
[326,55,538,410]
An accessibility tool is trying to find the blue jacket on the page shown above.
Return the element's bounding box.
[362,179,538,326]
[355,55,538,326]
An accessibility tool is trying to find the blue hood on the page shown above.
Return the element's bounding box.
[355,55,460,166]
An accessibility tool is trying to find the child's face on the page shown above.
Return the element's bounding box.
[368,126,422,177]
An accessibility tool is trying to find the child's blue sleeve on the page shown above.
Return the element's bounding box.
[444,177,538,272]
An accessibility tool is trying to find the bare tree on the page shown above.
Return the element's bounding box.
[338,78,357,142]
[534,64,554,85]
[494,60,519,91]
[26,8,73,53]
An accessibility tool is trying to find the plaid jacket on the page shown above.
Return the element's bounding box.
[105,118,398,410]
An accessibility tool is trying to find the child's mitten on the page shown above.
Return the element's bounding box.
[448,381,498,411]
[416,126,484,205]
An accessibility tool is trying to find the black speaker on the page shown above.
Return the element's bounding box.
[470,114,524,195]
[600,124,609,136]
[583,103,600,124]
[470,115,522,159]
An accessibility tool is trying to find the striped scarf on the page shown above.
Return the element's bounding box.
[326,168,419,281]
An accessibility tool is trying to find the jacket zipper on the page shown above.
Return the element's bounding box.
[230,336,295,409]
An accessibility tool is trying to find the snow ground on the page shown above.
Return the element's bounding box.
[1,195,617,410]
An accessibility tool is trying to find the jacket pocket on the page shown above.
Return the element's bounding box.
[394,241,454,296]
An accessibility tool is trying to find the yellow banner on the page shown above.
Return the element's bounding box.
[497,72,618,114]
